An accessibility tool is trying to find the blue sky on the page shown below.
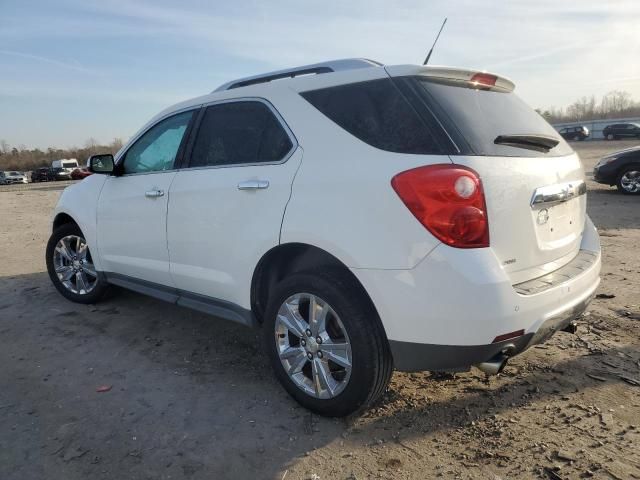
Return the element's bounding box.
[1,0,639,149]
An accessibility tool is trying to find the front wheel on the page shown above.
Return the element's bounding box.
[46,223,109,304]
[263,270,392,416]
[616,165,640,195]
[606,133,614,140]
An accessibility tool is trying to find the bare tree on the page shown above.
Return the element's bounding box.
[109,137,124,152]
[540,90,638,123]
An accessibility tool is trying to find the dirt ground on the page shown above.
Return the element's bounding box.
[1,141,639,480]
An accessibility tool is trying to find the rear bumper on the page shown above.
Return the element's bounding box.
[389,289,593,371]
[351,216,601,372]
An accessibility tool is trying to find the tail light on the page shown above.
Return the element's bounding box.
[391,164,489,248]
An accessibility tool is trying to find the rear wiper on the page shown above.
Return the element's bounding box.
[494,134,559,153]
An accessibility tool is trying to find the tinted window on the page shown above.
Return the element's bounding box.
[123,111,193,174]
[416,78,573,157]
[301,78,443,154]
[190,101,293,167]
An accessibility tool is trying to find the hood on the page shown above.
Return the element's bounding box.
[609,145,640,157]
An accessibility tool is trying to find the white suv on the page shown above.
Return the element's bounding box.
[46,59,601,416]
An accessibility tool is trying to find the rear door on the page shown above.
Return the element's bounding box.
[400,75,586,284]
[96,109,195,286]
[167,99,301,307]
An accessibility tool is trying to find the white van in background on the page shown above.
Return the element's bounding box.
[52,158,79,173]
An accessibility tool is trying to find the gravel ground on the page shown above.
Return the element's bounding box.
[0,141,639,480]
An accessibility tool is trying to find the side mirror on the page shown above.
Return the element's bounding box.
[88,154,115,174]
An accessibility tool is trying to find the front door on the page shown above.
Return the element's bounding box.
[96,109,195,286]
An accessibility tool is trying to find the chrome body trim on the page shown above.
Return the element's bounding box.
[530,179,587,207]
[116,97,299,176]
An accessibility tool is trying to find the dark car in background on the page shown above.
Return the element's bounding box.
[32,167,56,182]
[559,125,589,141]
[593,146,640,194]
[603,123,640,140]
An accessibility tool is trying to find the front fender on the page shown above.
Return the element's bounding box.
[52,175,107,271]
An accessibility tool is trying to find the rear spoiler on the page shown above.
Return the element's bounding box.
[385,65,515,93]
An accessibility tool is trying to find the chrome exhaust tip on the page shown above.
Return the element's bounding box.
[476,354,509,375]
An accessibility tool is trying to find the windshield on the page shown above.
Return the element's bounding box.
[415,78,573,157]
[9,171,21,176]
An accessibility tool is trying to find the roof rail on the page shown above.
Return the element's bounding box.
[213,58,382,92]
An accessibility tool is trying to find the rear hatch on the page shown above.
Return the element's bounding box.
[387,66,586,284]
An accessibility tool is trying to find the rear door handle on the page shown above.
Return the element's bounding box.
[145,189,164,198]
[237,180,269,190]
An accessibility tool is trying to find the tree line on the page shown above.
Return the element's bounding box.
[0,138,123,172]
[537,90,640,124]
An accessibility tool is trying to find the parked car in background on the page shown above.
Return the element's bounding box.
[594,146,640,194]
[559,126,589,141]
[32,167,56,182]
[71,167,93,180]
[603,123,640,140]
[1,171,28,184]
[46,59,601,416]
[52,167,72,181]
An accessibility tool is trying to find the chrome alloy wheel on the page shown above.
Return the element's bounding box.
[53,235,98,295]
[620,170,640,193]
[275,293,352,399]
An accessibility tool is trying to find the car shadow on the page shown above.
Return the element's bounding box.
[1,272,638,480]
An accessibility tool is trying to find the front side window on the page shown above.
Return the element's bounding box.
[123,110,194,174]
[190,101,293,168]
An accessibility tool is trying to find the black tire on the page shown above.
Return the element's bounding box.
[616,163,640,195]
[263,269,392,417]
[46,223,109,304]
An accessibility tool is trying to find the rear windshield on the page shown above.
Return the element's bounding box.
[301,76,572,158]
[415,78,573,157]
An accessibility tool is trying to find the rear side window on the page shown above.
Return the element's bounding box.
[301,79,444,154]
[190,101,293,168]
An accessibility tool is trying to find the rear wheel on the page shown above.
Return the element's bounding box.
[46,223,109,303]
[263,270,392,417]
[616,164,640,195]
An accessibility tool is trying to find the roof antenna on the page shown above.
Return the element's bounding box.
[423,18,448,65]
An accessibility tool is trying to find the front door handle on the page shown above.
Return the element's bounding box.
[145,189,164,198]
[237,180,269,190]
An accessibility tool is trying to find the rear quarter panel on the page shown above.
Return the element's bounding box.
[274,92,446,269]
